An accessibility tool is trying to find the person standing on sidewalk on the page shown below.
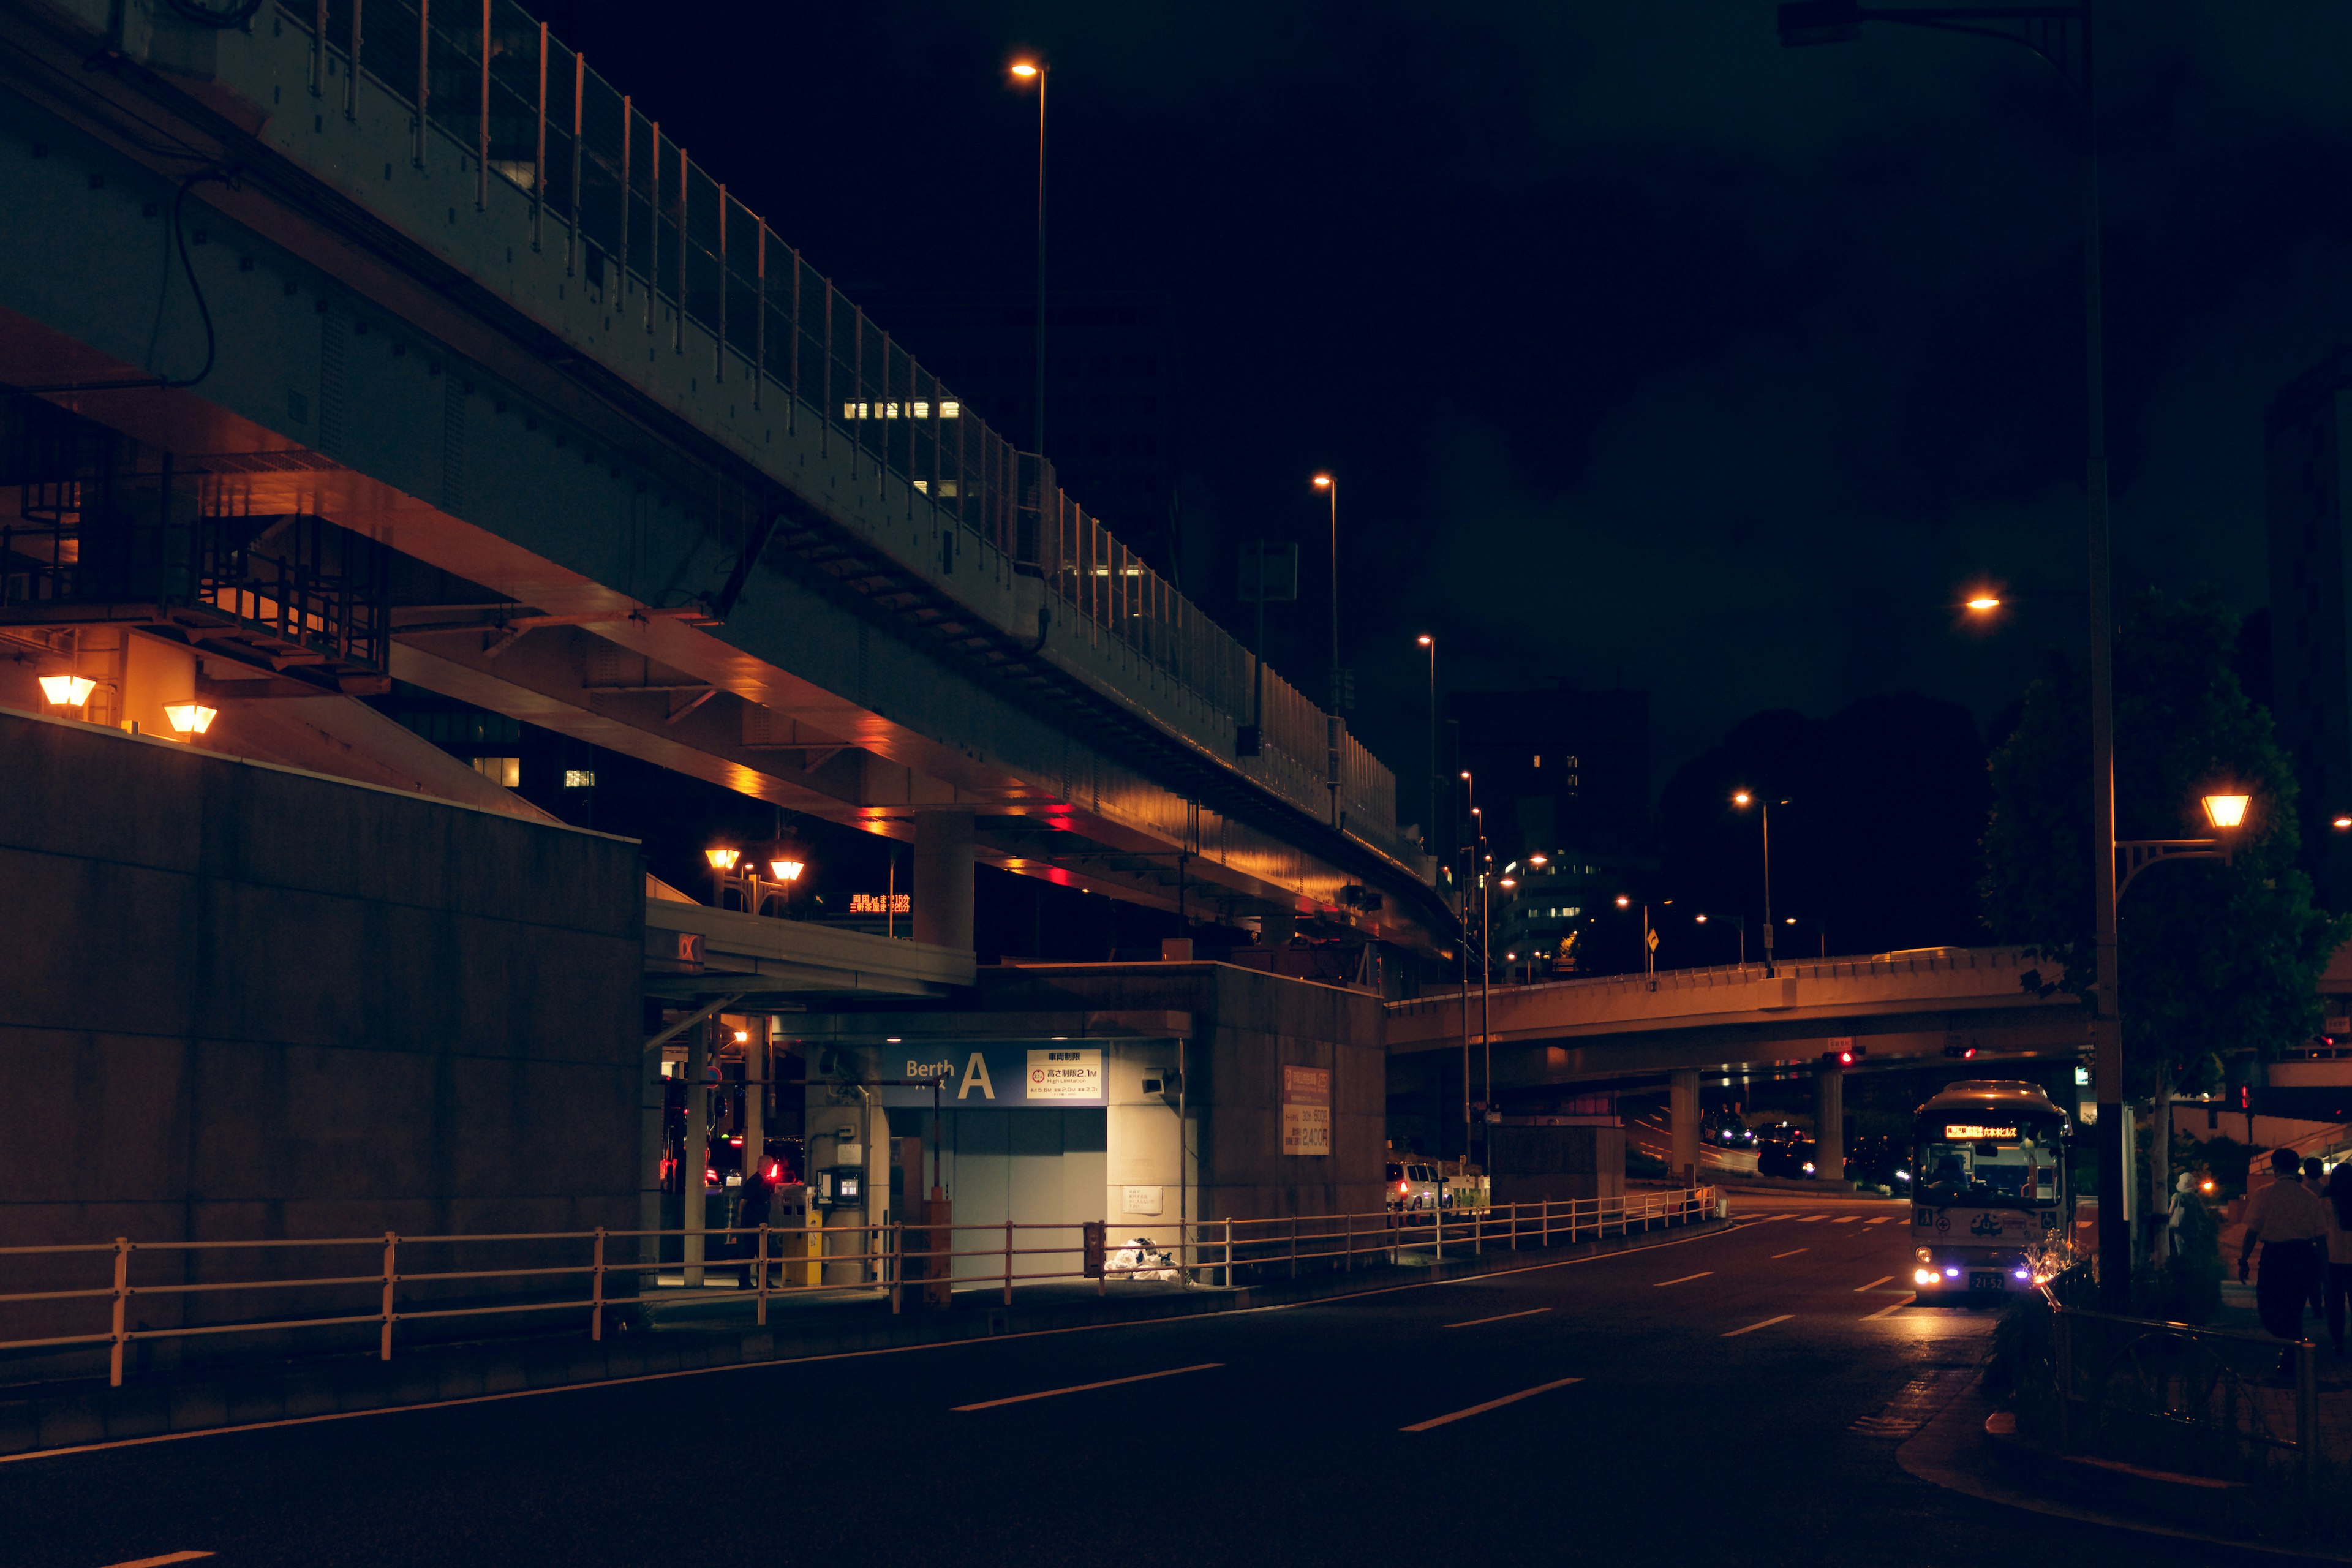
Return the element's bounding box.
[2240,1147,2329,1377]
[2305,1158,2329,1315]
[2325,1163,2352,1356]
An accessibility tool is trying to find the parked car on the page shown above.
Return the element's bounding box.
[1386,1160,1451,1214]
[1757,1137,1819,1179]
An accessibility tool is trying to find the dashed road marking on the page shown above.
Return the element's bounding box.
[1444,1308,1550,1329]
[1401,1375,1584,1431]
[1831,1216,1860,1224]
[1795,1215,1828,1223]
[1866,1216,1893,1224]
[1653,1272,1713,1287]
[1722,1314,1794,1338]
[1861,1297,1915,1321]
[954,1362,1222,1411]
[1856,1275,1894,1292]
[1770,1248,1807,1259]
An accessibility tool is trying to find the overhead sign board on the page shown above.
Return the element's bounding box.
[864,1044,1108,1108]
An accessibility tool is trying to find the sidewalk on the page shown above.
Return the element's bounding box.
[0,1216,1728,1461]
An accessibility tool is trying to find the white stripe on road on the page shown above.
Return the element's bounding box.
[1831,1216,1860,1224]
[1866,1216,1893,1224]
[1653,1272,1713,1287]
[1401,1376,1584,1431]
[1856,1275,1894,1292]
[1770,1248,1807,1259]
[1722,1314,1795,1338]
[1444,1308,1551,1329]
[1750,1213,1793,1223]
[99,1556,214,1568]
[954,1362,1221,1411]
[1796,1215,1827,1223]
[1862,1297,1915,1321]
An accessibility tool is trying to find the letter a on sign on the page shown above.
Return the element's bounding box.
[957,1051,995,1101]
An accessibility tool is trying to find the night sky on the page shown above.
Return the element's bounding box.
[540,1,2352,832]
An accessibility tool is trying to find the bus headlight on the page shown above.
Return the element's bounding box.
[1916,1248,1933,1264]
[1914,1268,1938,1286]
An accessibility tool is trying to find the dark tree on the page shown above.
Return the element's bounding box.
[1982,592,2346,1096]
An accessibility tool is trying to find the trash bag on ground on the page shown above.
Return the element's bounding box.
[1106,1237,1182,1282]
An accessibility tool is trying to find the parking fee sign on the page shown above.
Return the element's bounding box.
[1282,1065,1332,1156]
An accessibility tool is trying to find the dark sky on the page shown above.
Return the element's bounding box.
[543,1,2352,832]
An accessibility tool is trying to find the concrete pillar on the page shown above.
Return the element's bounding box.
[1814,1062,1845,1185]
[684,1019,710,1286]
[743,1018,764,1184]
[1668,1069,1702,1188]
[912,811,977,952]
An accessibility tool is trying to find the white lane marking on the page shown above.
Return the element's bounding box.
[953,1362,1222,1411]
[1866,1216,1893,1224]
[1722,1314,1795,1338]
[1856,1275,1895,1292]
[4,1221,1774,1468]
[1444,1307,1550,1329]
[1862,1297,1915,1321]
[1770,1248,1808,1259]
[100,1556,214,1567]
[1401,1376,1584,1431]
[1796,1215,1828,1223]
[1750,1213,1794,1223]
[1653,1272,1713,1287]
[1831,1216,1860,1224]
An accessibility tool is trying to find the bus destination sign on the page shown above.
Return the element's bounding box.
[1943,1124,2018,1140]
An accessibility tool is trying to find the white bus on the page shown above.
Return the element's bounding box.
[1909,1080,2074,1302]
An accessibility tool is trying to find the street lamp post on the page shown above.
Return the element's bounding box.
[704,845,741,910]
[1459,771,1476,1165]
[1010,59,1049,456]
[1732,791,1779,977]
[1315,473,1340,823]
[1417,635,1437,853]
[1776,0,2127,1307]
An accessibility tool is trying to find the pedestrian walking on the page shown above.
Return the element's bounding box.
[2240,1147,2329,1378]
[2326,1164,2352,1357]
[2309,1158,2330,1315]
[735,1155,775,1289]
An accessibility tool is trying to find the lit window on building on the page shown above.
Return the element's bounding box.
[940,401,960,418]
[473,755,521,787]
[563,769,596,789]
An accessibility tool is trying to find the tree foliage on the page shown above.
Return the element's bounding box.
[1982,591,2346,1097]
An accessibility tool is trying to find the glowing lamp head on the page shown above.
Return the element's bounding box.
[1498,877,1517,889]
[768,858,805,882]
[1965,594,2002,612]
[2335,816,2352,831]
[37,674,94,707]
[1312,473,1332,489]
[1529,853,1548,867]
[1009,60,1039,78]
[1731,790,1752,808]
[162,703,216,736]
[2202,793,2250,831]
[1417,634,1432,647]
[1615,895,1630,908]
[704,846,741,872]
[1695,913,1709,924]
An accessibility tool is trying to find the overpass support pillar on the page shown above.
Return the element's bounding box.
[1668,1069,1702,1188]
[1814,1063,1845,1185]
[913,811,978,953]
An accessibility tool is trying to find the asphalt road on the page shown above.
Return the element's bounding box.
[1,1196,2242,1568]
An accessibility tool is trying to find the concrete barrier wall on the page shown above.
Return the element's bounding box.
[0,707,643,1346]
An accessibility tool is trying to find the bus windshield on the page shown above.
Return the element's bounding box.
[1914,1117,2064,1210]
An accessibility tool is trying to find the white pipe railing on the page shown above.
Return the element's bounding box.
[0,1188,1718,1389]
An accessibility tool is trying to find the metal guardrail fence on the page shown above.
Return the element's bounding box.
[2048,1303,2331,1482]
[274,0,1400,851]
[0,1188,1716,1389]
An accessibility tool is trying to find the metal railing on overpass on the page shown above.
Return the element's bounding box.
[0,1188,1716,1388]
[276,0,1397,850]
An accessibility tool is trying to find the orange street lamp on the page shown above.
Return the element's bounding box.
[163,703,216,737]
[704,845,741,910]
[38,674,94,707]
[2200,794,2250,831]
[1009,58,1049,455]
[1965,593,2002,612]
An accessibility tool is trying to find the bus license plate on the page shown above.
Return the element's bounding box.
[1969,1272,2002,1292]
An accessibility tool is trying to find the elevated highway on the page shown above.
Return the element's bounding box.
[0,0,1445,954]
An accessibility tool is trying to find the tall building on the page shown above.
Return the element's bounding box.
[864,292,1182,578]
[2266,350,2352,910]
[1446,687,1651,974]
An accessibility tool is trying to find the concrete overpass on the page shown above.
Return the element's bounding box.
[1387,947,2087,1180]
[0,0,1446,957]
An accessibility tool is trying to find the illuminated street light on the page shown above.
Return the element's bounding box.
[1529,853,1548,867]
[1009,57,1050,454]
[767,857,805,882]
[38,674,94,707]
[704,845,741,911]
[162,703,216,737]
[1966,594,2002,612]
[1615,895,1630,908]
[2334,816,2351,832]
[704,847,741,871]
[2201,794,2250,831]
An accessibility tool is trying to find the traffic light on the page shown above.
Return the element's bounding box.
[2238,1084,2252,1112]
[1943,1042,1977,1060]
[1822,1045,1864,1067]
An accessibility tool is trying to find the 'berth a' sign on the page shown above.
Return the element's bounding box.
[1282,1065,1332,1156]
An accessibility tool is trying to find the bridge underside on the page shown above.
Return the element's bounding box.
[0,5,1447,954]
